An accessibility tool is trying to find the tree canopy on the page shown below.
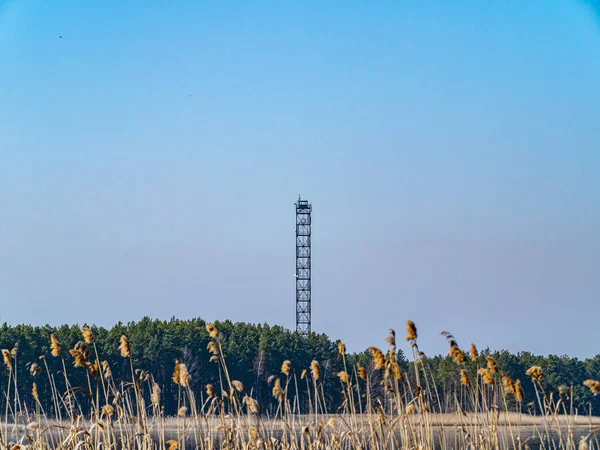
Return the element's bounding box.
[1,317,599,416]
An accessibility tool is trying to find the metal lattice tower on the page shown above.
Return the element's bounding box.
[295,196,312,336]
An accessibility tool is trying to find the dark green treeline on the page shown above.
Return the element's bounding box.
[0,317,599,416]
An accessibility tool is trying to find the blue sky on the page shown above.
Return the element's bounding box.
[1,1,599,358]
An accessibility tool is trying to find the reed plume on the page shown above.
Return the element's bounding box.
[386,329,396,347]
[281,360,291,376]
[441,333,459,357]
[87,360,100,378]
[584,379,600,395]
[232,380,245,392]
[272,378,284,400]
[81,326,94,343]
[357,363,367,380]
[390,359,403,381]
[301,369,308,379]
[369,347,386,369]
[178,363,190,386]
[29,362,42,376]
[526,366,544,380]
[178,406,187,416]
[384,360,393,380]
[151,383,161,406]
[206,323,219,339]
[207,342,219,361]
[338,342,346,356]
[101,360,112,378]
[2,349,12,370]
[470,343,479,361]
[460,369,472,387]
[450,346,467,364]
[249,426,259,439]
[478,368,494,385]
[50,334,62,357]
[337,371,350,383]
[515,379,524,402]
[486,356,498,373]
[502,372,515,394]
[32,382,39,403]
[206,384,216,398]
[140,370,151,382]
[119,335,131,357]
[559,385,571,397]
[102,405,115,417]
[243,395,260,414]
[74,341,91,358]
[406,320,418,341]
[311,360,321,380]
[69,346,87,368]
[172,361,182,385]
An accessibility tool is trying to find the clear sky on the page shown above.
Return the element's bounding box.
[1,1,599,359]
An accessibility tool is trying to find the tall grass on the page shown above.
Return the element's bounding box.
[1,321,599,450]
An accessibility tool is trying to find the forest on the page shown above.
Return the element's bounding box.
[1,317,599,417]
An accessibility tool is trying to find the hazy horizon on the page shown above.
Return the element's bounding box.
[1,1,599,359]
